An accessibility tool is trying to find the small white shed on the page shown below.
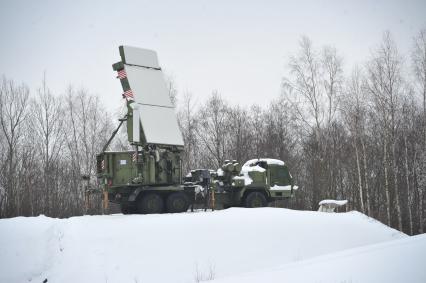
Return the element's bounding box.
[318,199,348,212]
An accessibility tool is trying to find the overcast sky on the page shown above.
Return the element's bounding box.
[0,0,425,113]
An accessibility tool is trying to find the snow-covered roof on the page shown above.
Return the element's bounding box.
[103,150,137,153]
[318,199,348,206]
[241,165,266,173]
[236,164,266,186]
[243,158,285,167]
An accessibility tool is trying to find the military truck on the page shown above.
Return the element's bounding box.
[96,46,192,214]
[97,45,297,214]
[185,159,297,209]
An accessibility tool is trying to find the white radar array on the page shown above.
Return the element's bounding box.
[118,46,184,146]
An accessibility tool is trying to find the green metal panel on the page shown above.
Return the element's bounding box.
[98,149,183,188]
[111,152,137,185]
[247,171,266,186]
[112,61,124,71]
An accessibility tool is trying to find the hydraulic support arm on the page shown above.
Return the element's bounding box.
[102,116,127,152]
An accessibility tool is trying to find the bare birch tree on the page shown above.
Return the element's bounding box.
[366,31,403,230]
[196,92,230,169]
[177,92,200,174]
[412,28,426,233]
[0,76,29,217]
[31,75,65,215]
[342,67,368,213]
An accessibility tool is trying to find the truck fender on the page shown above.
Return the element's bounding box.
[128,187,144,202]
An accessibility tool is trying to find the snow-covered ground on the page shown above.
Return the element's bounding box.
[0,208,424,283]
[211,232,426,283]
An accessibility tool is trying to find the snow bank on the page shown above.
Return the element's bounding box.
[0,208,407,283]
[0,215,58,282]
[211,234,426,283]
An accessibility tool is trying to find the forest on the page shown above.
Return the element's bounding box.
[0,30,425,235]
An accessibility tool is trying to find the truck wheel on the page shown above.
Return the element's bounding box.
[120,204,134,214]
[244,192,267,208]
[137,193,164,214]
[166,192,190,213]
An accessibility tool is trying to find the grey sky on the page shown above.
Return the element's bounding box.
[0,0,425,113]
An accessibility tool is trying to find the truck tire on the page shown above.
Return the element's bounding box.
[120,204,134,214]
[244,192,267,208]
[166,192,190,213]
[137,193,164,214]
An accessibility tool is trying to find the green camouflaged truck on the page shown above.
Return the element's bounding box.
[185,159,297,209]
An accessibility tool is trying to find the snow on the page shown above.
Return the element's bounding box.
[318,199,348,212]
[241,164,266,173]
[194,184,205,195]
[216,168,224,176]
[319,199,348,206]
[270,185,292,191]
[243,158,285,167]
[238,164,265,185]
[232,175,249,185]
[211,234,426,283]
[0,208,419,283]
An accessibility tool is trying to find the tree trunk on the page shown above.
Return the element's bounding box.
[423,82,426,150]
[354,139,364,213]
[392,141,403,231]
[422,71,426,235]
[361,139,371,216]
[413,149,424,234]
[383,141,391,227]
[404,136,413,235]
[420,190,424,234]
